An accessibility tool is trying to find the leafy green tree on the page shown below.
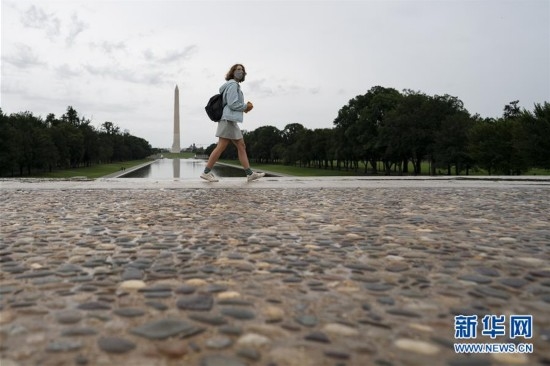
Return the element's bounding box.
[359,86,402,172]
[0,109,20,176]
[333,93,368,171]
[79,119,99,167]
[9,112,39,175]
[281,123,307,165]
[503,100,521,119]
[101,121,119,135]
[32,125,58,173]
[333,86,401,173]
[381,91,429,174]
[522,102,550,169]
[468,117,518,175]
[470,100,549,175]
[468,118,494,174]
[126,135,152,159]
[310,128,334,169]
[62,106,80,127]
[433,112,474,175]
[377,109,410,174]
[0,106,152,177]
[297,129,314,167]
[248,125,282,163]
[382,91,467,175]
[64,123,84,168]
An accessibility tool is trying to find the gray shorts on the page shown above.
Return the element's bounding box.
[216,120,243,140]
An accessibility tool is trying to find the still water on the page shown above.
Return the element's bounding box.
[121,158,245,179]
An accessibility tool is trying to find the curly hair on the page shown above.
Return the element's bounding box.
[225,64,247,82]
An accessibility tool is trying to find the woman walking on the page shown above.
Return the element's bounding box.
[200,64,265,182]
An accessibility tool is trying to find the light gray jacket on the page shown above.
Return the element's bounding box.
[220,80,247,123]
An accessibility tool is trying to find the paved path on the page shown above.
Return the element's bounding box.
[1,177,549,366]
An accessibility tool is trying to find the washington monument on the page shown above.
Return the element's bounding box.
[171,85,181,153]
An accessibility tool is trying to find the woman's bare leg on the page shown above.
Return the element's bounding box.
[206,138,230,169]
[232,139,250,169]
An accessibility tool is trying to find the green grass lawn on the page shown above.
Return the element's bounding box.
[246,161,550,177]
[526,167,550,175]
[30,159,153,179]
[243,163,361,177]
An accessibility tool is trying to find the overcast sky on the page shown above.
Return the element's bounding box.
[2,0,549,149]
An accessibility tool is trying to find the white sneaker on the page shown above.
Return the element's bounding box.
[247,171,265,182]
[200,172,219,182]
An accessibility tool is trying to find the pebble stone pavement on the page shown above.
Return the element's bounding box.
[0,176,549,366]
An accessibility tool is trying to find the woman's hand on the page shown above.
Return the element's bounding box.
[245,101,254,113]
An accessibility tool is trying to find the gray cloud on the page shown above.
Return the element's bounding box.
[90,41,127,54]
[20,5,61,39]
[143,48,154,61]
[55,64,81,78]
[142,45,198,64]
[19,5,87,47]
[309,87,321,95]
[3,0,546,150]
[83,63,167,85]
[247,79,274,96]
[66,13,88,46]
[1,79,28,96]
[247,78,320,97]
[2,43,46,69]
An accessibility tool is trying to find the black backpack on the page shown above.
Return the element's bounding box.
[205,93,224,122]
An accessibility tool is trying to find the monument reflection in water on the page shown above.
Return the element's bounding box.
[122,159,244,179]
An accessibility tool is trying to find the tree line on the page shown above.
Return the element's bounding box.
[0,106,152,177]
[2,86,548,177]
[206,86,549,175]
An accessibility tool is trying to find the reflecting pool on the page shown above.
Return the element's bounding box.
[121,159,245,179]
